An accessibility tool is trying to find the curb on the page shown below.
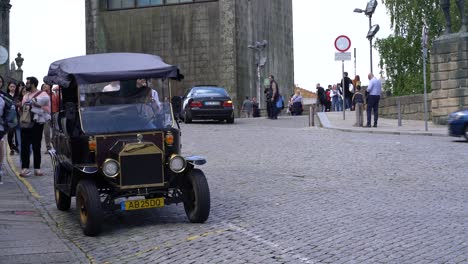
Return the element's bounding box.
[4,151,91,264]
[316,113,448,137]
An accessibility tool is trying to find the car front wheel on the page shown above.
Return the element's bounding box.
[76,179,103,236]
[183,169,210,223]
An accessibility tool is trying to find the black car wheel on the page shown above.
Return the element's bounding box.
[464,125,468,141]
[184,110,192,123]
[54,164,71,211]
[226,114,235,124]
[183,169,210,223]
[76,179,103,236]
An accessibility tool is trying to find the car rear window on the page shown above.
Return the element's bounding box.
[191,87,228,97]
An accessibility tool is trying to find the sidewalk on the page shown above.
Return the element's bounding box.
[317,111,448,136]
[0,153,86,263]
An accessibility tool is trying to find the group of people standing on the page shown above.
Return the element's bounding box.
[316,72,382,127]
[241,74,284,119]
[0,75,54,183]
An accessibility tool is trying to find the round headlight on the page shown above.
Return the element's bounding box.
[169,155,186,173]
[103,159,120,178]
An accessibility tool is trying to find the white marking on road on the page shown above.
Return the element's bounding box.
[224,222,315,264]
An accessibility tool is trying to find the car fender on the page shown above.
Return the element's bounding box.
[185,155,206,166]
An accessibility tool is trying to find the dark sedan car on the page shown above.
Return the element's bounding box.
[181,86,235,123]
[448,109,468,141]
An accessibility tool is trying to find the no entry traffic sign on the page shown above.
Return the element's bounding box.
[334,35,351,52]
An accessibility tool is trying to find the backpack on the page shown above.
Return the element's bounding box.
[19,91,43,129]
[0,93,18,131]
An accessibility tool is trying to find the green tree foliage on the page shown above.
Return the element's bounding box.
[374,0,463,96]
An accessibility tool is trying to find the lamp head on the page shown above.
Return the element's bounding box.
[365,0,378,16]
[367,24,380,39]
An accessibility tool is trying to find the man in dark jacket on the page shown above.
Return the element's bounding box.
[268,75,280,119]
[316,83,326,112]
[341,72,353,110]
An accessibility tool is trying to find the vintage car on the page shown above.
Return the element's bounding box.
[44,53,210,236]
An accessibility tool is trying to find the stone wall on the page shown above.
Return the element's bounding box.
[235,0,294,108]
[379,94,432,120]
[85,0,294,115]
[86,0,224,98]
[430,34,468,124]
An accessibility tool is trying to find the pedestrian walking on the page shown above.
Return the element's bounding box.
[0,75,6,184]
[366,73,382,127]
[5,81,20,155]
[41,83,53,153]
[352,86,365,127]
[19,77,50,177]
[241,96,253,118]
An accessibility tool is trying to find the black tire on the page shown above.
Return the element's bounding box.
[184,110,192,124]
[76,179,103,236]
[54,164,71,211]
[183,169,210,223]
[226,113,235,124]
[464,125,468,141]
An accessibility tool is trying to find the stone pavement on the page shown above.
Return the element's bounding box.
[0,152,88,264]
[1,116,466,263]
[317,111,448,137]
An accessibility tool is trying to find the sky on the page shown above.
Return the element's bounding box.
[9,0,392,91]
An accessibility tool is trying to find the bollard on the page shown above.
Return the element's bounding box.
[397,98,402,126]
[312,105,315,126]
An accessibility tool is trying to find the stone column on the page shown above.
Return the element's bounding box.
[0,0,11,79]
[430,33,468,124]
[218,0,238,114]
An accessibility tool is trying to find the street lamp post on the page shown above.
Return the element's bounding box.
[248,40,268,109]
[354,0,379,74]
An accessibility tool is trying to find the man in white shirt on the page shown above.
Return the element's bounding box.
[366,73,382,127]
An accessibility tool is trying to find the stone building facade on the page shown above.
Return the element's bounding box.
[0,0,11,78]
[85,0,294,112]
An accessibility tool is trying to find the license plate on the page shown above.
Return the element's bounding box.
[205,101,220,106]
[120,197,164,211]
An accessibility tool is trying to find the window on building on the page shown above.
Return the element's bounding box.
[165,0,193,4]
[137,0,163,7]
[108,0,213,10]
[108,0,135,9]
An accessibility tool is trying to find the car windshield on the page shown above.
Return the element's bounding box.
[79,79,173,134]
[190,87,228,97]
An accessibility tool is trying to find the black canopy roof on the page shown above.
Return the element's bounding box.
[44,53,183,88]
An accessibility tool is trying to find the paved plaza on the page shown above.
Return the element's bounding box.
[1,115,467,264]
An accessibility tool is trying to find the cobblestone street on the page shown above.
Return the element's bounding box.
[7,116,468,264]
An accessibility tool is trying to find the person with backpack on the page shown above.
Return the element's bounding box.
[19,77,50,177]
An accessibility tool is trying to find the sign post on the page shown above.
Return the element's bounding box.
[422,20,429,132]
[334,35,351,120]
